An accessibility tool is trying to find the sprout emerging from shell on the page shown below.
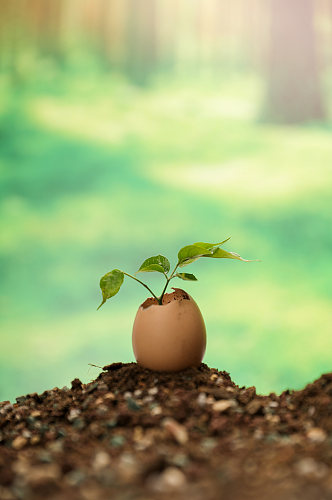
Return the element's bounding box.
[98,238,257,309]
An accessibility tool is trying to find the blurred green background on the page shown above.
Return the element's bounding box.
[1,0,331,402]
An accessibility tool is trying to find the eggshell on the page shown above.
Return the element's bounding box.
[132,288,206,372]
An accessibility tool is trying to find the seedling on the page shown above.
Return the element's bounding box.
[98,238,255,309]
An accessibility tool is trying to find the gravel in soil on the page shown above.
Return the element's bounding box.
[1,363,332,500]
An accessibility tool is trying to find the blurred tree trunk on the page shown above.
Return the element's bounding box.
[265,0,326,123]
[125,0,158,86]
[33,0,64,63]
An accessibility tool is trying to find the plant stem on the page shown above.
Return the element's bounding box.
[123,272,159,301]
[157,262,180,305]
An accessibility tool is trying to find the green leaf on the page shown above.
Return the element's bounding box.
[178,239,255,267]
[97,269,124,310]
[138,263,166,273]
[177,244,213,267]
[177,239,232,267]
[175,273,198,281]
[137,255,170,274]
[193,237,231,251]
[203,247,254,262]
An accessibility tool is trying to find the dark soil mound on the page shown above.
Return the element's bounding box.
[1,363,332,500]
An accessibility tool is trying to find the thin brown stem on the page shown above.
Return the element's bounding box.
[123,272,159,301]
[157,262,180,304]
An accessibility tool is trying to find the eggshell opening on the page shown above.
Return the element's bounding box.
[132,288,206,372]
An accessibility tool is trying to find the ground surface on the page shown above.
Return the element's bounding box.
[1,363,332,500]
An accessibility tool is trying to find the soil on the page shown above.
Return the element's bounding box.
[1,362,332,500]
[140,288,190,309]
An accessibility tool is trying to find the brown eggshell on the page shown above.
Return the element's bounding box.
[132,288,206,372]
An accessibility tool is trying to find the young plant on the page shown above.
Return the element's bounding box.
[98,238,255,309]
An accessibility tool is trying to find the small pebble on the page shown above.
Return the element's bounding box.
[36,450,53,463]
[110,435,126,447]
[104,392,115,400]
[117,453,138,481]
[200,437,217,450]
[238,387,256,405]
[47,440,64,453]
[31,410,41,418]
[289,433,303,444]
[95,404,108,415]
[143,395,154,404]
[106,418,118,428]
[306,427,327,443]
[295,457,329,479]
[73,418,86,430]
[127,397,141,411]
[163,418,188,445]
[212,400,234,413]
[68,408,81,422]
[148,387,158,396]
[11,436,28,450]
[92,450,111,470]
[22,429,32,439]
[307,406,316,416]
[246,399,263,415]
[197,393,207,407]
[16,396,27,405]
[86,382,99,393]
[170,453,189,467]
[265,414,280,424]
[89,422,103,437]
[253,429,264,440]
[151,405,162,416]
[30,435,41,445]
[148,467,187,492]
[65,469,86,486]
[209,387,232,399]
[133,427,153,450]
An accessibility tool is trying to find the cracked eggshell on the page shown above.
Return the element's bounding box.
[132,288,206,372]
